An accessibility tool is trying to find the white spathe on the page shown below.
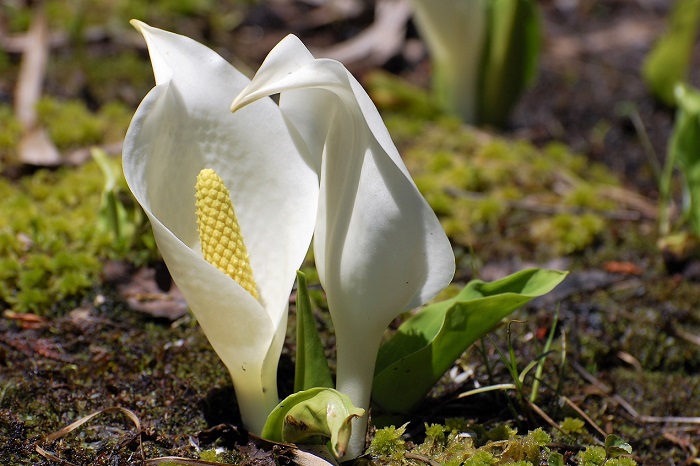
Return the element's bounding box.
[122,22,318,435]
[232,35,455,459]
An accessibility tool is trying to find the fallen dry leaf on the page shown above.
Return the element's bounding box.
[603,261,644,276]
[3,310,49,329]
[105,261,189,321]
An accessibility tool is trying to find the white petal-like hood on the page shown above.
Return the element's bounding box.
[232,35,455,456]
[123,23,318,433]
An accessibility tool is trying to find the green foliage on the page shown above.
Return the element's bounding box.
[2,0,255,33]
[500,428,549,463]
[366,423,408,460]
[559,417,585,435]
[80,52,156,105]
[261,387,363,458]
[1,1,256,113]
[643,0,700,106]
[373,269,567,413]
[424,423,449,448]
[410,0,540,126]
[198,449,220,461]
[0,105,22,163]
[371,422,557,466]
[479,0,541,126]
[365,70,442,121]
[294,271,334,392]
[373,112,621,258]
[463,451,497,466]
[529,213,605,256]
[577,446,636,466]
[604,434,633,458]
[572,435,636,466]
[664,83,700,234]
[548,452,564,466]
[0,160,156,315]
[93,148,154,259]
[36,98,132,151]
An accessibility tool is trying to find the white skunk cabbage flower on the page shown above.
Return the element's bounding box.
[122,22,318,435]
[232,35,455,458]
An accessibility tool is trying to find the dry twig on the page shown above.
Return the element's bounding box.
[14,5,61,166]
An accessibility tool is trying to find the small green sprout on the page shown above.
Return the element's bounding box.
[643,0,700,106]
[559,417,586,436]
[604,434,633,459]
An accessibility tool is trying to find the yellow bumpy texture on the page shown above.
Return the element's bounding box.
[195,168,259,300]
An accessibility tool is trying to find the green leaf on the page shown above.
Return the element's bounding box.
[261,387,365,459]
[372,268,567,413]
[669,84,700,234]
[93,147,133,249]
[642,0,700,106]
[547,451,565,466]
[479,0,541,126]
[604,434,633,458]
[294,271,334,392]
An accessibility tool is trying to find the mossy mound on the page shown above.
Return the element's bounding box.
[367,71,633,261]
[0,156,154,315]
[367,423,637,466]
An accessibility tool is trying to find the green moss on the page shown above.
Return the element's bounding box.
[36,98,131,151]
[365,70,442,121]
[384,111,621,259]
[0,160,156,315]
[559,417,585,435]
[564,184,616,210]
[37,98,103,148]
[0,105,22,163]
[577,446,636,466]
[529,213,605,256]
[463,451,497,466]
[81,51,156,105]
[367,423,408,460]
[368,422,568,466]
[198,449,221,462]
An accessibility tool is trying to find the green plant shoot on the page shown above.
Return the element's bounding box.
[643,0,700,107]
[479,0,541,126]
[665,84,700,234]
[294,271,334,392]
[261,387,364,459]
[93,147,135,254]
[372,268,567,413]
[409,0,540,126]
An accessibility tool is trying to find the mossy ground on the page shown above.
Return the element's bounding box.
[1,2,699,465]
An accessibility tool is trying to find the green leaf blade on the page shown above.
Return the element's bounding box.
[605,434,633,458]
[642,0,700,106]
[372,268,567,413]
[294,271,334,392]
[479,0,541,126]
